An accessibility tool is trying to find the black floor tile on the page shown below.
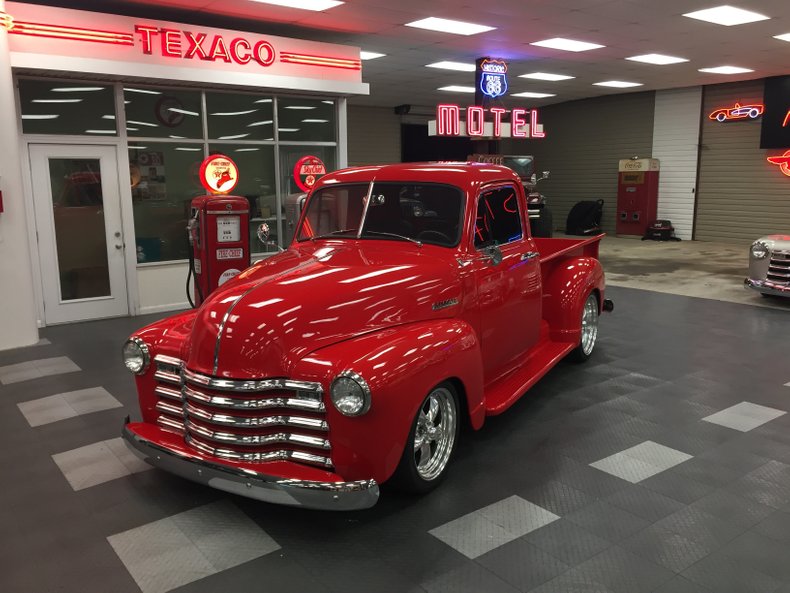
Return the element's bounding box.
[652,507,745,549]
[524,519,612,566]
[689,489,775,529]
[563,546,674,593]
[519,479,598,516]
[421,562,520,593]
[640,469,716,505]
[653,576,714,593]
[565,501,650,544]
[681,551,783,593]
[624,525,711,573]
[602,484,686,522]
[752,510,790,543]
[477,537,570,592]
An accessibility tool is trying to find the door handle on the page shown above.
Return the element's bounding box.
[521,251,539,261]
[115,244,123,250]
[114,231,121,238]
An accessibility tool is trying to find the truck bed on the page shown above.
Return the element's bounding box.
[534,234,603,263]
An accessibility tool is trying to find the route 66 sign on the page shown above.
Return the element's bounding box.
[479,59,508,99]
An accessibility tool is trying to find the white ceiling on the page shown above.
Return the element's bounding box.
[32,0,790,110]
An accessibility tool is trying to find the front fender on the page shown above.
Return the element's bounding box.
[541,256,604,343]
[290,319,484,484]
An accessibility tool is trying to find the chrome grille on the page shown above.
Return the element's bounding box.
[767,250,790,285]
[150,358,332,468]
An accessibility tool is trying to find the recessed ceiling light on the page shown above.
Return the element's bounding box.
[175,147,202,151]
[773,33,790,42]
[360,51,385,60]
[51,87,105,92]
[427,61,476,72]
[128,146,148,150]
[254,98,273,104]
[248,0,343,11]
[519,72,574,81]
[211,110,258,116]
[530,38,604,52]
[102,115,116,120]
[285,105,317,110]
[127,119,159,127]
[593,81,643,88]
[84,129,117,134]
[512,92,556,98]
[124,88,161,95]
[698,65,754,74]
[168,107,200,116]
[21,114,59,119]
[683,5,769,26]
[31,98,83,103]
[278,128,300,132]
[322,100,334,104]
[405,17,495,36]
[248,120,273,127]
[126,127,139,132]
[218,133,250,140]
[302,119,329,123]
[626,53,689,65]
[235,148,261,152]
[438,85,476,93]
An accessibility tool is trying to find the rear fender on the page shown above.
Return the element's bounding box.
[541,256,604,343]
[290,319,484,484]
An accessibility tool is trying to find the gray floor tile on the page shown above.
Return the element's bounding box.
[641,469,716,504]
[653,576,714,593]
[652,506,744,549]
[703,402,787,432]
[566,501,650,543]
[753,510,790,543]
[681,551,783,593]
[519,479,597,516]
[603,485,685,522]
[17,387,121,427]
[524,519,612,565]
[108,501,279,593]
[624,525,711,573]
[429,496,559,559]
[52,437,151,491]
[421,562,520,593]
[725,474,790,509]
[690,489,774,529]
[527,572,618,593]
[564,546,674,593]
[477,537,569,592]
[0,356,81,384]
[590,441,692,483]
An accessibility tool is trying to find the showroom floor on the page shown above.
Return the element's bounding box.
[2,285,790,593]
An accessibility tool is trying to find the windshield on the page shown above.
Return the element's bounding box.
[297,182,465,247]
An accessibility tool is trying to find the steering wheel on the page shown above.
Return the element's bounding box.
[416,230,452,245]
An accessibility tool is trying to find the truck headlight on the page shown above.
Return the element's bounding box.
[330,371,371,416]
[122,337,150,375]
[751,241,769,259]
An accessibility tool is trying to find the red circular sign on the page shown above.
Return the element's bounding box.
[199,155,239,194]
[293,155,327,193]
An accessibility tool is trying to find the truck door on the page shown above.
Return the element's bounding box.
[472,183,542,382]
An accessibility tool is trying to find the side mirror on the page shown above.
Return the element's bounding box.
[257,223,284,253]
[483,244,503,266]
[542,170,550,180]
[530,173,537,185]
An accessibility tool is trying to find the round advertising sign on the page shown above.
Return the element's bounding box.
[293,155,327,193]
[199,154,239,194]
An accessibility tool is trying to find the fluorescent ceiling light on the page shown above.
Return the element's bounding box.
[626,53,689,65]
[302,119,329,123]
[278,128,300,132]
[21,114,59,119]
[51,87,105,92]
[248,0,343,11]
[531,37,604,52]
[438,85,476,93]
[322,100,334,104]
[128,146,148,150]
[218,133,250,140]
[168,107,199,116]
[405,17,495,36]
[175,147,202,151]
[698,65,754,74]
[360,51,385,60]
[427,61,475,72]
[285,105,317,110]
[519,72,574,81]
[84,129,116,134]
[248,120,273,127]
[235,148,260,152]
[32,98,82,103]
[683,5,769,26]
[102,115,115,120]
[124,87,161,95]
[127,119,158,127]
[773,33,790,42]
[211,109,258,116]
[169,135,186,139]
[126,127,139,132]
[512,92,556,98]
[593,80,643,88]
[254,98,272,103]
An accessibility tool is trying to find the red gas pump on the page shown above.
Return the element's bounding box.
[616,158,659,236]
[187,155,250,307]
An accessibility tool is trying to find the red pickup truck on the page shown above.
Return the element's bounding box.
[121,162,612,510]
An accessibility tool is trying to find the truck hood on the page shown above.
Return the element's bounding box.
[185,241,462,379]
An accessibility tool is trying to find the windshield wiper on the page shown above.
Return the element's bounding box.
[362,230,422,246]
[310,228,358,241]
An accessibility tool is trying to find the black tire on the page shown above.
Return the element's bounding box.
[571,292,599,362]
[390,382,460,494]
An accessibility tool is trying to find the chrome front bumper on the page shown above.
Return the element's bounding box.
[122,418,379,511]
[744,278,790,297]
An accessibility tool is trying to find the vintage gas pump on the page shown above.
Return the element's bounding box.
[616,158,660,236]
[187,155,250,307]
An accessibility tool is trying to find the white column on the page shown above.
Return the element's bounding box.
[0,0,39,350]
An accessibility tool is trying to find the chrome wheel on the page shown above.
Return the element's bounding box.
[580,293,599,356]
[413,387,457,481]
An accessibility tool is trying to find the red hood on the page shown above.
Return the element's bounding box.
[185,241,462,379]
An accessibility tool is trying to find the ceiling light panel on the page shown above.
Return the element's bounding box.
[248,0,344,11]
[405,17,495,36]
[530,38,604,52]
[698,65,754,74]
[626,53,689,65]
[682,5,770,26]
[512,92,556,98]
[593,81,643,88]
[360,51,385,60]
[519,72,575,81]
[774,33,790,42]
[438,85,476,93]
[427,61,476,72]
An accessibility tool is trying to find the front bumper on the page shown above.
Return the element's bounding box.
[122,418,379,511]
[744,278,790,297]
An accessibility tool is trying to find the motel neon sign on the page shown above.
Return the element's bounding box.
[432,104,546,139]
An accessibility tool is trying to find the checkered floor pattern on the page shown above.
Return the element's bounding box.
[2,286,790,593]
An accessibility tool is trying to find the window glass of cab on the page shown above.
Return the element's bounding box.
[474,185,523,248]
[18,80,116,135]
[206,92,274,142]
[124,86,203,139]
[277,97,336,142]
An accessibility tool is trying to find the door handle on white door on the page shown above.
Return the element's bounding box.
[114,231,121,238]
[521,251,539,261]
[115,244,123,249]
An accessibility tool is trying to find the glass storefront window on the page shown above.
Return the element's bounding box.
[277,97,336,142]
[208,144,277,253]
[124,86,203,139]
[206,92,275,142]
[18,80,116,136]
[129,144,206,263]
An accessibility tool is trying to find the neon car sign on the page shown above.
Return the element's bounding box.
[767,150,790,177]
[479,59,508,99]
[709,102,764,122]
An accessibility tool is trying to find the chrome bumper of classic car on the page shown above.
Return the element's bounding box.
[122,417,379,511]
[744,278,790,296]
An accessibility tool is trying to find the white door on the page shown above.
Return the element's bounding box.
[30,144,129,324]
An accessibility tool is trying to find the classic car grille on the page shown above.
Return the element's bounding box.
[767,251,790,285]
[151,355,332,468]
